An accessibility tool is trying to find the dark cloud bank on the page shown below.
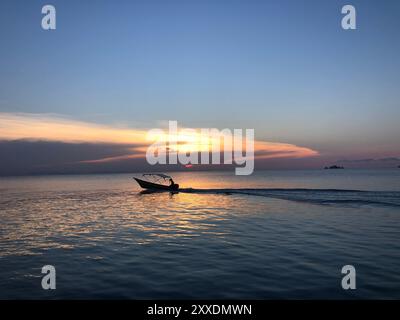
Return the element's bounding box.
[0,140,148,176]
[0,140,229,176]
[1,140,399,177]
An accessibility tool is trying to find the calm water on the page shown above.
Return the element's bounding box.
[1,169,400,299]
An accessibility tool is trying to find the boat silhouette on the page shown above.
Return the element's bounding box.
[133,173,179,191]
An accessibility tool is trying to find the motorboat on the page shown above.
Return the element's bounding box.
[133,173,179,191]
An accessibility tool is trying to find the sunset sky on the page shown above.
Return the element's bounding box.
[0,0,399,175]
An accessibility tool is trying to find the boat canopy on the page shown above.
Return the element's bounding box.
[143,173,171,179]
[142,173,172,184]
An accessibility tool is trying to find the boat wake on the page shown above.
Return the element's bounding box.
[179,188,400,208]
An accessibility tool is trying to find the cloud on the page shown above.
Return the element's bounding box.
[0,140,148,176]
[255,141,318,159]
[0,112,146,145]
[0,112,319,175]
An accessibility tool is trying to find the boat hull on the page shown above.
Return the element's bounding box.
[134,178,179,191]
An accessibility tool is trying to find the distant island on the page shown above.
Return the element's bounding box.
[324,165,344,170]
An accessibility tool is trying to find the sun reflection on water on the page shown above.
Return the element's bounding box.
[0,184,257,257]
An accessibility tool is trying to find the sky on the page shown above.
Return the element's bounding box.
[0,0,399,175]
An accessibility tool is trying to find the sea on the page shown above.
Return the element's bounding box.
[0,169,400,299]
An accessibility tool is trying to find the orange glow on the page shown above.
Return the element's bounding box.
[0,113,319,163]
[255,141,319,159]
[0,113,145,145]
